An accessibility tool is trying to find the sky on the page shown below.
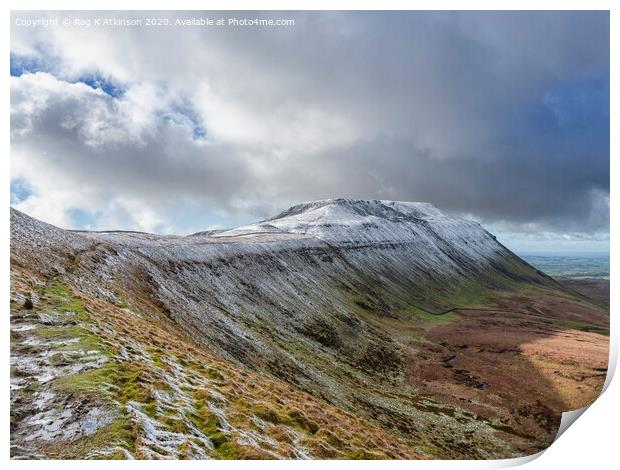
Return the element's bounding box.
[10,11,610,253]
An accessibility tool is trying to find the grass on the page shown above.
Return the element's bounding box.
[45,282,89,321]
[441,280,498,309]
[345,448,382,459]
[61,417,136,459]
[53,360,165,416]
[188,402,246,459]
[213,440,247,459]
[34,325,107,352]
[407,304,461,325]
[52,362,117,394]
[12,276,430,460]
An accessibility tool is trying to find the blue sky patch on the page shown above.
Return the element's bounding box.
[76,73,124,98]
[10,53,52,77]
[10,178,32,204]
[68,207,99,229]
[11,52,124,98]
[159,102,207,140]
[542,75,609,130]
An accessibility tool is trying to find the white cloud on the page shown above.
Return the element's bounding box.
[10,72,248,232]
[9,11,609,240]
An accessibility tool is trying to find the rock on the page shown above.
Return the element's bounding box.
[443,354,458,363]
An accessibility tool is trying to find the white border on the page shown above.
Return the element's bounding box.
[2,1,616,468]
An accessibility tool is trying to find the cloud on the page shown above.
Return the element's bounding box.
[10,11,609,238]
[10,72,253,232]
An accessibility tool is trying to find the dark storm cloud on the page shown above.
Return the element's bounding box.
[10,11,609,235]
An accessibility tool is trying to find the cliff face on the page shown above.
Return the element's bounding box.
[10,201,609,459]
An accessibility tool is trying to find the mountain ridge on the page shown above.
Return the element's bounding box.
[10,202,609,459]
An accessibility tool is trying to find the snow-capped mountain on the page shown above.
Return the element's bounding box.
[217,198,508,279]
[222,198,494,249]
[11,200,607,459]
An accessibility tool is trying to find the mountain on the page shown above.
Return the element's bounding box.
[213,198,557,311]
[10,200,609,459]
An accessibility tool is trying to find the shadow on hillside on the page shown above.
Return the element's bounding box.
[403,293,609,457]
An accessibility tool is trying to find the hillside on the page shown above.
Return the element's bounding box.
[10,200,609,459]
